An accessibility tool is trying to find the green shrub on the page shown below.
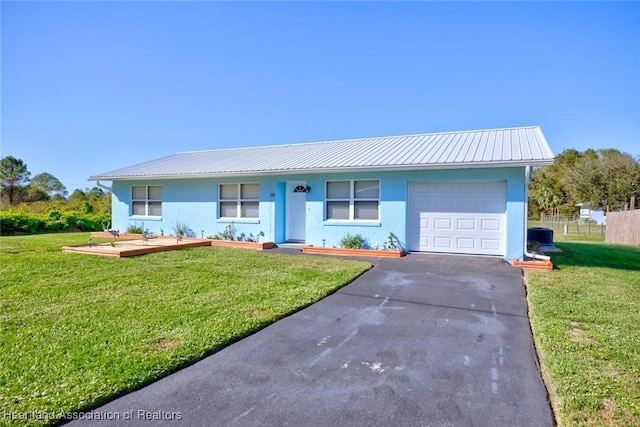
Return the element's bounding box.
[0,211,110,235]
[126,223,144,234]
[62,213,80,230]
[340,233,366,249]
[210,223,236,240]
[44,218,65,232]
[48,210,62,220]
[0,212,44,234]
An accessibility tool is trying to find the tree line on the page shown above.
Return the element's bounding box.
[528,148,639,218]
[0,156,111,234]
[0,155,110,207]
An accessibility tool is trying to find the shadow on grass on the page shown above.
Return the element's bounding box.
[551,241,640,271]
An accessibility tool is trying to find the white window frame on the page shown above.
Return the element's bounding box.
[219,183,260,219]
[131,185,162,217]
[325,179,380,221]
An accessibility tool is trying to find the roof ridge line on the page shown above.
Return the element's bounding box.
[178,126,542,154]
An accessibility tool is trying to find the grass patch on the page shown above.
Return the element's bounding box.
[0,233,371,425]
[526,239,640,426]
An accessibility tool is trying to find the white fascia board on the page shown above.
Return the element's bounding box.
[88,159,555,181]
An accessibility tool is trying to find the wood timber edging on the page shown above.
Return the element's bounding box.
[301,245,405,258]
[512,258,554,270]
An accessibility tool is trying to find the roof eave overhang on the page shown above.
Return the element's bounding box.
[89,159,555,181]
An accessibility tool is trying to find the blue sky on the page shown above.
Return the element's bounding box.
[2,1,639,192]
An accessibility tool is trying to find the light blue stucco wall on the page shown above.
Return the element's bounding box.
[112,177,276,240]
[110,166,527,260]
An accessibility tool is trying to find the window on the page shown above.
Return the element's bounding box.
[219,183,259,219]
[326,180,379,220]
[131,186,162,216]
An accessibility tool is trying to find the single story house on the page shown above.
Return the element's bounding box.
[89,126,555,261]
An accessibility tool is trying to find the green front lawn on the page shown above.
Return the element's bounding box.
[526,240,640,426]
[0,233,370,425]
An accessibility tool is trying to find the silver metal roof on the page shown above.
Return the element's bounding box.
[89,126,555,180]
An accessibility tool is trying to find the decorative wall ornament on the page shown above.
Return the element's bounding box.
[293,185,310,193]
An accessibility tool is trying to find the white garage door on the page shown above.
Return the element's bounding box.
[408,182,506,256]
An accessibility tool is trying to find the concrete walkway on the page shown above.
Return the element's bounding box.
[71,254,553,426]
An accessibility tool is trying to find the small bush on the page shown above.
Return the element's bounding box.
[127,224,144,234]
[44,218,65,232]
[173,221,195,238]
[62,213,80,230]
[340,233,366,249]
[48,210,62,220]
[210,223,236,240]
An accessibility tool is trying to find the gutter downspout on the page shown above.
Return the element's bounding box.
[95,181,112,192]
[523,165,551,261]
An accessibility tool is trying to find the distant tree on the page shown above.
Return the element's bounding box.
[67,186,111,215]
[633,159,640,206]
[529,149,584,215]
[0,156,31,205]
[528,148,640,217]
[23,186,50,202]
[30,172,68,198]
[68,189,88,202]
[88,187,111,214]
[563,149,639,210]
[88,187,104,198]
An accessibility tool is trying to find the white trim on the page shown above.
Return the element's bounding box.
[325,179,380,221]
[129,215,162,221]
[286,181,306,242]
[96,181,112,192]
[89,160,554,181]
[131,185,162,217]
[218,182,260,219]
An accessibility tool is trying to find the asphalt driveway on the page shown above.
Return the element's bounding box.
[71,254,553,426]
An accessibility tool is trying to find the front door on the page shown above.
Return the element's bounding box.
[286,182,307,242]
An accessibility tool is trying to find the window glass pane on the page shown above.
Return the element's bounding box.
[327,181,350,199]
[220,184,238,200]
[132,186,146,200]
[241,183,259,199]
[327,201,349,220]
[241,201,259,218]
[354,201,379,220]
[148,186,162,200]
[220,201,237,218]
[132,201,146,215]
[148,202,162,216]
[354,180,379,199]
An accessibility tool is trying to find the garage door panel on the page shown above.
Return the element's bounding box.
[481,219,501,231]
[457,219,477,231]
[433,237,453,249]
[457,238,476,249]
[409,182,506,256]
[481,239,501,250]
[433,218,453,230]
